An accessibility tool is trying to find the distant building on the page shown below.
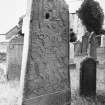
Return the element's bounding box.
[6,15,25,80]
[0,34,8,53]
[5,26,19,40]
[0,24,21,53]
[6,14,25,40]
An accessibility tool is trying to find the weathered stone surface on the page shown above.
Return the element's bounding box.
[80,57,96,96]
[20,0,70,105]
[74,41,82,56]
[23,89,71,105]
[101,35,105,47]
[88,33,98,60]
[70,43,74,63]
[81,33,89,55]
[7,36,24,80]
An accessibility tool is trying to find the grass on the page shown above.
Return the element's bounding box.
[0,55,105,105]
[0,80,19,105]
[0,62,20,105]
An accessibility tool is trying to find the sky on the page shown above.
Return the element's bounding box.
[0,0,26,34]
[0,0,82,34]
[0,0,104,34]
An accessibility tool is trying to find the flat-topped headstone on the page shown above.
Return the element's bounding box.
[81,33,89,55]
[19,0,70,105]
[69,42,76,69]
[7,35,24,80]
[101,35,105,47]
[74,41,82,56]
[70,43,74,63]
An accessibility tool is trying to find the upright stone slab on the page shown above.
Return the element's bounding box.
[74,41,82,56]
[69,42,76,69]
[88,33,98,60]
[81,33,89,55]
[20,0,70,105]
[70,43,74,63]
[80,57,96,96]
[101,35,105,47]
[7,36,24,80]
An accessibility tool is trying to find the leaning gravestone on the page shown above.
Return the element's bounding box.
[7,35,24,80]
[81,33,89,55]
[80,57,96,96]
[19,0,70,105]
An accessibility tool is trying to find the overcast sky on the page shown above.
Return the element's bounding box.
[0,0,104,34]
[0,0,26,34]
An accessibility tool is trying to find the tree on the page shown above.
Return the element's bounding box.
[69,28,77,42]
[78,0,104,59]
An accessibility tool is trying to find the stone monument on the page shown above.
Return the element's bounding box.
[81,32,89,55]
[19,0,70,105]
[69,42,76,69]
[80,57,96,96]
[70,42,74,63]
[74,41,82,56]
[101,34,105,47]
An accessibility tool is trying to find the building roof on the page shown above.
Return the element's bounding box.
[5,25,19,39]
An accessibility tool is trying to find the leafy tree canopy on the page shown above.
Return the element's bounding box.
[78,0,104,35]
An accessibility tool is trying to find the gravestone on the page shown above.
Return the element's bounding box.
[80,57,96,96]
[69,42,76,69]
[70,42,74,63]
[7,35,24,80]
[88,33,98,60]
[19,0,70,105]
[74,41,82,56]
[81,33,89,55]
[96,35,101,47]
[101,35,105,47]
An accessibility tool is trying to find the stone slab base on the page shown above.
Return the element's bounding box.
[23,89,71,105]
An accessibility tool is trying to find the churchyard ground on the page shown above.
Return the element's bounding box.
[71,55,105,105]
[0,55,105,104]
